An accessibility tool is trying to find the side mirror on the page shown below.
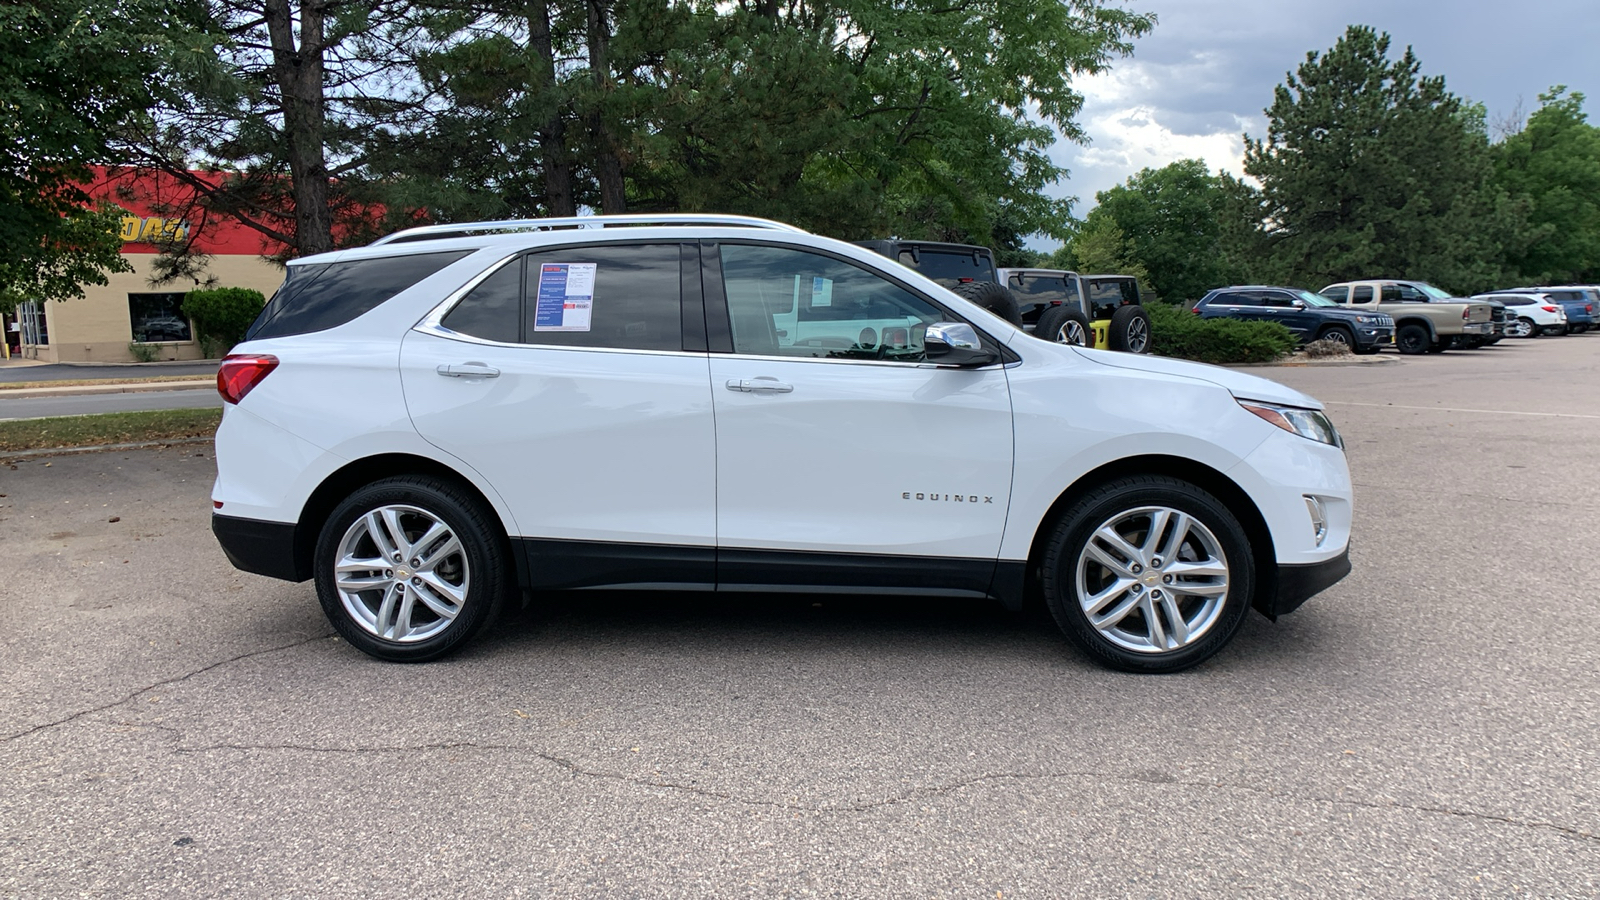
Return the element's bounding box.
[924,322,998,367]
[1290,299,1306,309]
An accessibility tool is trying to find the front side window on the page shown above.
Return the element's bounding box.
[720,244,948,361]
[129,292,191,342]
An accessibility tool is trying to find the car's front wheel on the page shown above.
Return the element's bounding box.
[314,475,509,662]
[1041,476,1254,673]
[1396,323,1430,354]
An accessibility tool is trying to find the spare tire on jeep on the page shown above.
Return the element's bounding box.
[1108,304,1152,354]
[952,280,1025,327]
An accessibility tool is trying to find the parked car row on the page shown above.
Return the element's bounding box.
[1191,279,1600,355]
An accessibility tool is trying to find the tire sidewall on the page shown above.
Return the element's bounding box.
[1041,477,1255,673]
[1035,305,1091,346]
[1107,305,1152,354]
[314,476,507,662]
[1397,324,1429,354]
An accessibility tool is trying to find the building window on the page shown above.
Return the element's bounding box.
[129,293,192,342]
[18,301,48,346]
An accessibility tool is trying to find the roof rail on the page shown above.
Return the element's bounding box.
[370,214,806,246]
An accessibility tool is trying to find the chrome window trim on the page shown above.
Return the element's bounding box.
[416,251,522,331]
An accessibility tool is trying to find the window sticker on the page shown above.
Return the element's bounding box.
[810,275,834,308]
[534,262,597,332]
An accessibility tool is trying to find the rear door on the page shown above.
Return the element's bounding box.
[705,241,1014,595]
[400,242,718,589]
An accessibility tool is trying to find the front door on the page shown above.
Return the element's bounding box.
[705,242,1014,596]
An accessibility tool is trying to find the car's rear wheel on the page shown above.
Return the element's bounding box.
[1041,476,1253,673]
[951,280,1025,327]
[314,475,509,662]
[1034,305,1092,347]
[1107,305,1152,354]
[1508,317,1535,338]
[1396,323,1430,354]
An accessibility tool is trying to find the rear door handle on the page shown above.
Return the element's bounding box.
[725,377,793,394]
[437,363,500,378]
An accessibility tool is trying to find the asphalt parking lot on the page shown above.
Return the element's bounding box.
[2,336,1598,898]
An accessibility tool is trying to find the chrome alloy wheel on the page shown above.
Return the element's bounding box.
[1124,316,1150,353]
[334,504,470,642]
[1057,319,1088,346]
[1074,505,1229,653]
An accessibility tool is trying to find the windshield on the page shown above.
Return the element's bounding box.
[1416,283,1454,300]
[1291,289,1338,308]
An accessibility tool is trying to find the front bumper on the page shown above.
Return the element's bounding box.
[1355,325,1394,348]
[1260,547,1352,618]
[213,514,308,582]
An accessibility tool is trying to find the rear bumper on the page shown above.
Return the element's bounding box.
[212,514,308,582]
[1259,547,1351,618]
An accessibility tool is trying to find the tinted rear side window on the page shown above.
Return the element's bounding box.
[901,249,997,287]
[247,250,471,340]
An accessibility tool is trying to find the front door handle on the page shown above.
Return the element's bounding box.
[437,363,501,378]
[725,377,793,394]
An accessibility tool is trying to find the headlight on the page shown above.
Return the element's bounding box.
[1238,400,1343,449]
[1355,315,1375,324]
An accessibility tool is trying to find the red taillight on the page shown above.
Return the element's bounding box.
[1192,306,1203,314]
[1542,305,1559,313]
[217,354,279,404]
[1462,308,1471,320]
[1587,304,1594,314]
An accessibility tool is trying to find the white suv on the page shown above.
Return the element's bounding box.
[211,215,1352,672]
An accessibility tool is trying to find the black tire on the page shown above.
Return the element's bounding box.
[951,280,1024,327]
[1396,323,1431,355]
[1041,475,1254,673]
[1351,344,1380,355]
[1107,304,1153,353]
[1578,324,1590,334]
[1033,305,1092,347]
[314,475,510,662]
[1314,325,1355,348]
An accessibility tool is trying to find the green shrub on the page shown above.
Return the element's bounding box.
[127,342,161,363]
[1145,301,1298,365]
[182,287,267,355]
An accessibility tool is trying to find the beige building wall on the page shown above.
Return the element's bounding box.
[25,254,285,363]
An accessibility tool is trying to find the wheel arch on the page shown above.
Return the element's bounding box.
[1392,316,1437,340]
[1021,454,1279,618]
[290,453,515,585]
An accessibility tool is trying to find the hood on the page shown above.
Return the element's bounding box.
[1068,347,1324,410]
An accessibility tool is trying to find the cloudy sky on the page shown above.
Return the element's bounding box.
[1046,0,1600,224]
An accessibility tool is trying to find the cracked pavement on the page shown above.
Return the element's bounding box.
[3,338,1599,897]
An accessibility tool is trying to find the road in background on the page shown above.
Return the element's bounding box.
[0,361,219,383]
[0,389,222,420]
[2,337,1597,897]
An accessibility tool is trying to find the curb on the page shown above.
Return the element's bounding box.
[0,436,214,462]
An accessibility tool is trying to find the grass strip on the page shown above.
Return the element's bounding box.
[0,374,214,391]
[0,408,222,452]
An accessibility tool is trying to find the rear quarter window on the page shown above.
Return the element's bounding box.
[247,250,471,341]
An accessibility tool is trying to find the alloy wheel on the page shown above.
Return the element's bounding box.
[334,504,470,642]
[1074,505,1230,654]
